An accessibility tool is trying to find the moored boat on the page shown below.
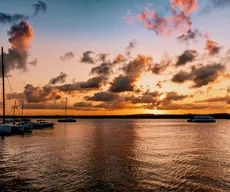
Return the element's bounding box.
[58,117,76,122]
[187,115,216,123]
[58,98,76,123]
[36,120,54,128]
[0,124,12,136]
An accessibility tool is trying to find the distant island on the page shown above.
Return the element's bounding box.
[1,113,230,119]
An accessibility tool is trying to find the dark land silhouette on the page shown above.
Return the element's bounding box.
[1,113,230,119]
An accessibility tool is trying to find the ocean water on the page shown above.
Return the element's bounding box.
[0,119,230,192]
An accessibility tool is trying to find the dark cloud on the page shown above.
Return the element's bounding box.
[85,91,118,102]
[190,63,225,88]
[24,84,61,103]
[91,62,114,77]
[33,1,47,16]
[109,75,135,93]
[0,21,34,77]
[126,39,137,56]
[0,13,29,24]
[109,55,153,93]
[177,29,203,45]
[55,76,103,93]
[164,91,188,102]
[176,50,198,66]
[73,102,94,108]
[123,54,153,78]
[81,51,95,64]
[171,70,191,83]
[0,1,47,24]
[60,52,74,61]
[49,72,67,85]
[172,63,225,88]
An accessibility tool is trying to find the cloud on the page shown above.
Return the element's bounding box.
[80,51,95,64]
[0,13,29,24]
[196,96,230,104]
[0,1,47,24]
[172,63,225,87]
[202,0,230,13]
[33,1,47,16]
[0,20,35,77]
[171,70,191,83]
[55,76,103,93]
[176,49,198,66]
[125,0,197,36]
[60,52,74,61]
[126,39,137,56]
[113,54,126,64]
[205,40,222,56]
[49,72,67,85]
[171,0,198,15]
[85,91,118,102]
[190,63,225,88]
[109,75,135,93]
[152,53,172,74]
[109,54,153,93]
[24,84,61,103]
[177,29,204,45]
[91,62,114,77]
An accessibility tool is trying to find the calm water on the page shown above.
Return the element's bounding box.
[0,119,230,192]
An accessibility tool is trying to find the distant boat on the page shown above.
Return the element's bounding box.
[187,115,216,123]
[36,120,54,128]
[58,98,77,122]
[58,117,76,122]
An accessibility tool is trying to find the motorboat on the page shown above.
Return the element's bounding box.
[187,115,216,123]
[0,124,12,136]
[36,120,54,128]
[58,117,77,122]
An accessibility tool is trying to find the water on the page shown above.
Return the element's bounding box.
[0,119,230,192]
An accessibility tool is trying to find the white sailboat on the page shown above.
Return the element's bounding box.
[58,98,76,122]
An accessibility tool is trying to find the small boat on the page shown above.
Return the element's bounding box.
[36,120,54,128]
[0,124,12,136]
[11,124,24,135]
[58,98,76,123]
[58,117,76,122]
[187,115,216,123]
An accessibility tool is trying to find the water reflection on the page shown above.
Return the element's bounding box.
[0,119,229,191]
[81,119,140,191]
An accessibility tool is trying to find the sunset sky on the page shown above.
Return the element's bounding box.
[1,0,230,115]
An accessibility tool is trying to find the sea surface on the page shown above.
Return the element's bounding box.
[0,119,230,192]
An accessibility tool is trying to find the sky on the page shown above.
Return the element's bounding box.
[1,0,230,115]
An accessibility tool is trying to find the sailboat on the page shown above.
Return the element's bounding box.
[58,98,76,122]
[0,47,12,135]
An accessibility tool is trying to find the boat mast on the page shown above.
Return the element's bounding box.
[65,97,67,116]
[12,99,16,117]
[21,101,24,118]
[1,47,5,124]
